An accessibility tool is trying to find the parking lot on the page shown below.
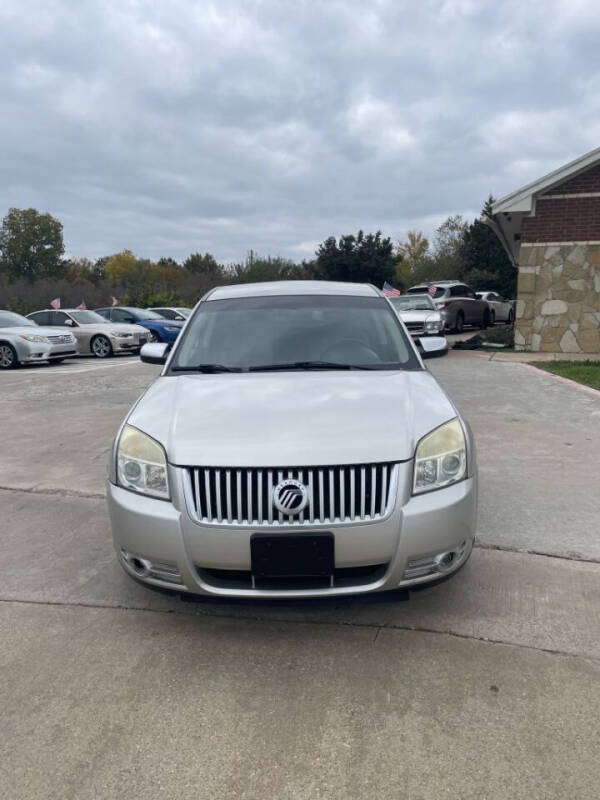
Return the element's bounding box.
[2,353,600,799]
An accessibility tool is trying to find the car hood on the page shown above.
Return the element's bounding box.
[0,325,74,337]
[80,323,147,334]
[127,370,457,467]
[398,310,441,323]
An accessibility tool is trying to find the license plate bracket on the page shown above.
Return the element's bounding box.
[250,533,334,578]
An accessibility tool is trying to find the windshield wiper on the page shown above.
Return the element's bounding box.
[171,364,242,373]
[248,360,372,372]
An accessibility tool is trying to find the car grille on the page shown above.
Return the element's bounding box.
[404,322,425,333]
[47,334,73,344]
[185,463,397,527]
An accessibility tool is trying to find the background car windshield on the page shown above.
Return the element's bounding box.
[391,295,435,311]
[176,308,192,316]
[0,311,35,327]
[172,295,417,370]
[70,310,108,324]
[407,286,445,298]
[126,307,163,319]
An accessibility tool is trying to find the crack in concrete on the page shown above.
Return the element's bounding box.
[1,596,598,665]
[0,484,105,500]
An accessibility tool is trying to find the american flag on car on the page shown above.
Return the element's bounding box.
[382,281,400,297]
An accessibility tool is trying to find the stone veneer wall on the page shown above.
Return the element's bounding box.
[515,243,600,353]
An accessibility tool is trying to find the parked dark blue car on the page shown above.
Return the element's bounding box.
[94,306,183,343]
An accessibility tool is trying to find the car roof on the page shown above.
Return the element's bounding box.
[29,308,91,313]
[206,280,380,301]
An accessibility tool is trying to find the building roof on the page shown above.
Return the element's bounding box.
[488,146,600,264]
[207,280,380,301]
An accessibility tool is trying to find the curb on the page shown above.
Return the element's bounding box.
[520,363,600,398]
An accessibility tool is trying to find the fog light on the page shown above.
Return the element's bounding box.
[123,460,142,483]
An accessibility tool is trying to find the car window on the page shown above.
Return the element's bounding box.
[172,295,419,371]
[123,307,163,320]
[154,308,177,319]
[0,311,36,327]
[28,311,51,325]
[449,285,465,297]
[408,286,445,299]
[95,308,111,320]
[390,295,435,311]
[112,309,137,323]
[52,311,71,325]
[464,287,476,299]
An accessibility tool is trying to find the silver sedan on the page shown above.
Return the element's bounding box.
[0,311,78,369]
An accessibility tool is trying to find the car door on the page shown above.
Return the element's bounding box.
[463,286,482,323]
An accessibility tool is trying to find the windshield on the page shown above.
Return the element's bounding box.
[390,295,435,311]
[70,310,108,324]
[0,311,35,328]
[408,285,445,299]
[125,307,163,320]
[176,308,192,316]
[171,294,418,371]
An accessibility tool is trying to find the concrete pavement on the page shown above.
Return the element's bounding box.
[1,354,600,799]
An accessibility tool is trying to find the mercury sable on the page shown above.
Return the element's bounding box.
[108,281,477,598]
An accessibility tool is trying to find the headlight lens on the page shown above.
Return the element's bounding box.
[112,331,132,338]
[117,425,169,499]
[425,319,442,332]
[413,419,466,495]
[20,333,48,343]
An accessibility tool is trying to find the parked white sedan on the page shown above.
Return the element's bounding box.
[476,292,514,324]
[0,311,78,369]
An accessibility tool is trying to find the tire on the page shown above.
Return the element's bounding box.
[0,342,18,369]
[490,311,496,326]
[49,359,65,365]
[481,310,490,330]
[91,335,113,358]
[454,313,465,334]
[145,330,159,343]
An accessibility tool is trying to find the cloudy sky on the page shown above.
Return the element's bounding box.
[1,0,599,263]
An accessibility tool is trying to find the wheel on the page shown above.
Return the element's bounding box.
[91,334,113,358]
[454,313,465,334]
[481,310,490,330]
[0,342,18,369]
[145,330,159,343]
[490,311,496,326]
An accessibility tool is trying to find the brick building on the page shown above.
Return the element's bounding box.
[489,148,600,353]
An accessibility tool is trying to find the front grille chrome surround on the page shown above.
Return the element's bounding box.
[47,334,73,344]
[184,463,398,527]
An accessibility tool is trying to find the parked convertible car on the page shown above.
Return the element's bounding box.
[27,309,148,358]
[108,280,477,599]
[476,291,514,324]
[389,294,444,338]
[0,310,78,369]
[407,281,491,333]
[95,306,183,343]
[148,307,192,321]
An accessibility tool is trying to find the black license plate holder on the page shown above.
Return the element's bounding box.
[251,533,334,578]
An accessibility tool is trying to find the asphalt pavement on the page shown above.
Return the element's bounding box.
[1,354,599,799]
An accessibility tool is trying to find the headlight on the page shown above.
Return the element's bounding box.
[111,331,132,337]
[413,419,466,495]
[20,333,48,343]
[164,326,180,332]
[117,425,170,499]
[425,319,442,332]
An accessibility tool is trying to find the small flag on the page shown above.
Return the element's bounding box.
[382,281,400,297]
[50,297,61,309]
[75,300,87,310]
[428,284,437,297]
[111,296,119,307]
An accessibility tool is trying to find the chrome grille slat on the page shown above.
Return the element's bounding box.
[187,462,396,527]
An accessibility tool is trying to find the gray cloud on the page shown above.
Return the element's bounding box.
[1,0,600,263]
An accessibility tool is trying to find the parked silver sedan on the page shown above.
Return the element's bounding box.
[0,310,78,369]
[27,309,148,358]
[476,292,515,324]
[389,294,444,337]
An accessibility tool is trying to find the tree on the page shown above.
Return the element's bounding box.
[183,252,223,279]
[431,214,468,279]
[461,196,517,297]
[0,207,65,281]
[396,230,433,288]
[315,230,398,286]
[103,250,140,285]
[231,252,307,283]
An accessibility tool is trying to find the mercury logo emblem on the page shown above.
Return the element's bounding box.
[272,478,309,516]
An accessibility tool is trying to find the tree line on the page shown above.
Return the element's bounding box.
[0,200,516,314]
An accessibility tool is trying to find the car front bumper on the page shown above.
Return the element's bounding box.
[110,335,148,352]
[19,341,78,363]
[108,462,477,598]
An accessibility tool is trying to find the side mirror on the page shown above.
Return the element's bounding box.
[418,336,448,359]
[140,342,169,365]
[63,318,74,326]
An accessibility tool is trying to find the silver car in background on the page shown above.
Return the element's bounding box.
[389,294,444,337]
[148,307,193,321]
[107,280,477,599]
[408,281,491,333]
[476,291,515,324]
[0,310,78,369]
[27,309,148,358]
